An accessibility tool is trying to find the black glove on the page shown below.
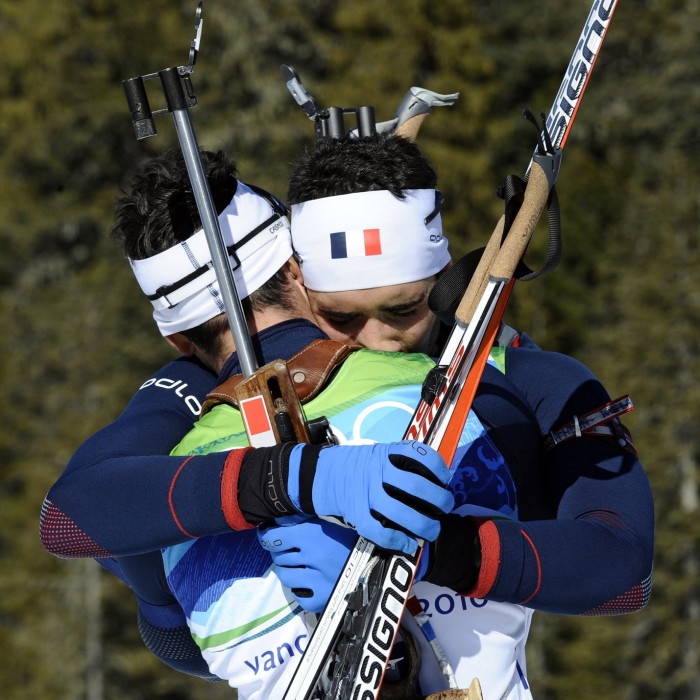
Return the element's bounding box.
[420,514,481,592]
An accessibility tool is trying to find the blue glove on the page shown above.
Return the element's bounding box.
[258,517,359,613]
[238,440,454,554]
[291,440,454,554]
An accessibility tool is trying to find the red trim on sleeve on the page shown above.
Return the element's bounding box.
[168,457,198,539]
[221,448,256,531]
[466,519,501,598]
[518,529,542,604]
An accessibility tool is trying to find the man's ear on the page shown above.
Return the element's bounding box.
[287,256,305,287]
[165,332,197,356]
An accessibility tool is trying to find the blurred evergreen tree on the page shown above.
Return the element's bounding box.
[1,0,697,697]
[0,1,229,697]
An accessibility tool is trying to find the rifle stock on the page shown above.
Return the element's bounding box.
[234,360,313,446]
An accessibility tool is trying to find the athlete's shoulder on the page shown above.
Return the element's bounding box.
[503,345,611,433]
[346,348,434,379]
[512,331,541,350]
[127,356,218,419]
[317,348,432,405]
[505,345,600,386]
[147,355,217,385]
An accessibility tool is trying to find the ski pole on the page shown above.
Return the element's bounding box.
[281,64,459,142]
[121,2,257,377]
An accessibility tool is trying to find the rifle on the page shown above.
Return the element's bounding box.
[121,2,320,447]
[283,1,621,697]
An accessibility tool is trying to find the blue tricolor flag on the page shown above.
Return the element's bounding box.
[330,229,382,259]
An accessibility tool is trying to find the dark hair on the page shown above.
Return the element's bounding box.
[179,312,230,360]
[112,148,238,260]
[113,147,294,356]
[287,133,438,204]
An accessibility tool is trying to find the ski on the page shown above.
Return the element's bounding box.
[283,1,620,698]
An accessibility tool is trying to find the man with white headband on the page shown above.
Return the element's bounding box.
[129,182,295,339]
[290,133,451,355]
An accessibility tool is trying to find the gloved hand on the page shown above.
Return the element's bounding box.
[258,516,359,613]
[415,514,481,592]
[238,440,454,554]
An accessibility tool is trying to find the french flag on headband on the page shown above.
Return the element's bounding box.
[330,228,382,259]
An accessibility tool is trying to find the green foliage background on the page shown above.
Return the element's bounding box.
[1,0,697,698]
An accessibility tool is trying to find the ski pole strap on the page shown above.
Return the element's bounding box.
[544,395,636,452]
[497,176,562,282]
[428,176,561,325]
[517,186,561,281]
[428,247,486,325]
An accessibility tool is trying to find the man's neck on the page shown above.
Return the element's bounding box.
[214,306,318,374]
[216,317,328,379]
[245,306,314,337]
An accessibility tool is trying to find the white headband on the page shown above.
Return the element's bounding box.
[290,189,450,292]
[129,182,293,336]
